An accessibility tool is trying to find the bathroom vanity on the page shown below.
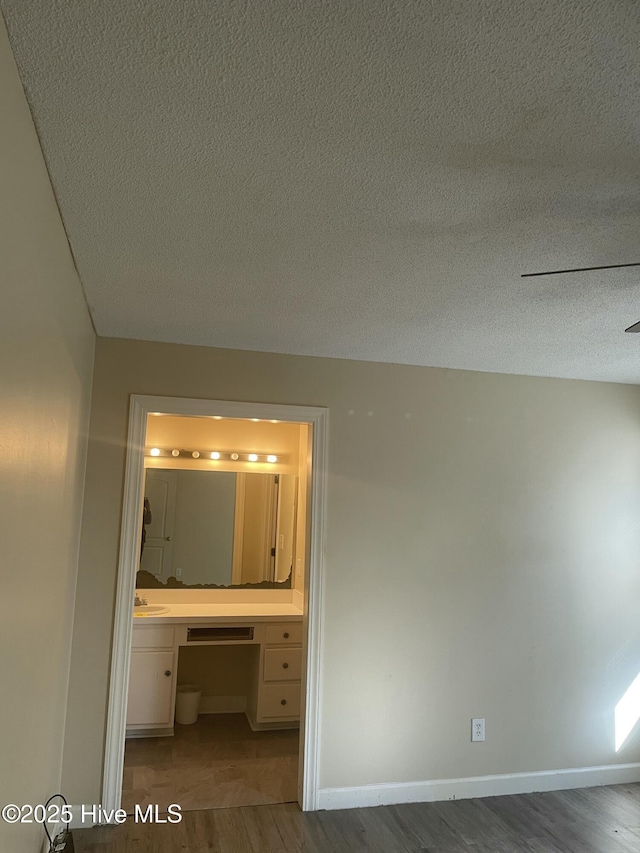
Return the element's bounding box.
[126,604,304,737]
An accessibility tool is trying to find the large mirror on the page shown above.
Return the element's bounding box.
[137,469,297,589]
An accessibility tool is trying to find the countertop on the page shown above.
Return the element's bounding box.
[132,602,303,624]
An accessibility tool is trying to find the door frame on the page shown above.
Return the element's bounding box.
[102,395,328,813]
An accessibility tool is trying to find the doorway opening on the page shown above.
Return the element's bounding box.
[102,396,327,817]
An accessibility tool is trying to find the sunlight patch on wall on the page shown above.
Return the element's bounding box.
[615,671,640,751]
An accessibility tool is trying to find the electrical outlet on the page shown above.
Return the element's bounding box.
[175,567,182,577]
[471,718,485,742]
[53,829,75,852]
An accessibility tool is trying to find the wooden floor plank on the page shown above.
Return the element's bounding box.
[356,805,421,853]
[239,802,307,853]
[73,783,640,853]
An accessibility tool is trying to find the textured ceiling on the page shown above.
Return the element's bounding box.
[3,0,640,382]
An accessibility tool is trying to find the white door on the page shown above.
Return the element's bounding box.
[140,469,177,581]
[275,474,297,583]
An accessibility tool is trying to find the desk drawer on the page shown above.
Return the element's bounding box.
[131,626,174,650]
[264,623,302,646]
[264,647,302,681]
[259,683,301,719]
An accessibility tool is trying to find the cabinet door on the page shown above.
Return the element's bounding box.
[126,650,175,727]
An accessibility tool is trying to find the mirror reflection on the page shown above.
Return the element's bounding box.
[138,469,297,589]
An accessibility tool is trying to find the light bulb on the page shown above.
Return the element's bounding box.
[251,418,259,422]
[171,449,180,457]
[248,453,258,462]
[267,454,277,463]
[231,453,239,461]
[149,448,161,457]
[213,416,222,420]
[192,451,200,459]
[210,452,220,460]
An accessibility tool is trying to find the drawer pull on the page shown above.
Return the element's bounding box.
[283,632,289,639]
[164,670,172,677]
[282,662,289,669]
[280,699,287,706]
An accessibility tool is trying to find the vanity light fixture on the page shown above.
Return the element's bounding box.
[145,448,282,463]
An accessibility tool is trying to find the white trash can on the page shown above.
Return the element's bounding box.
[175,684,201,725]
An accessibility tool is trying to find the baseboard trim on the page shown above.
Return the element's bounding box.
[126,726,174,739]
[40,813,68,852]
[199,695,246,715]
[317,762,640,810]
[67,804,95,830]
[245,709,300,732]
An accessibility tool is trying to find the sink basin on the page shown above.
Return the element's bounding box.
[133,605,170,616]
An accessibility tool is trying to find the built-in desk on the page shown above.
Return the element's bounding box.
[126,606,304,737]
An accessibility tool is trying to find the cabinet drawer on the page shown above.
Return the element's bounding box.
[259,683,301,719]
[264,647,302,682]
[264,623,302,646]
[131,626,175,649]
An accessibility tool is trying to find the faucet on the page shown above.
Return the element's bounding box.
[134,595,148,607]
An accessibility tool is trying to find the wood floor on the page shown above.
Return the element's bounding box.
[74,782,640,852]
[122,713,299,813]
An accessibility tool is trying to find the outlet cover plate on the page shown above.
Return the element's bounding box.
[472,718,485,742]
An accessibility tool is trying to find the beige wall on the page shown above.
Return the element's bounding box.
[0,15,95,852]
[63,336,640,803]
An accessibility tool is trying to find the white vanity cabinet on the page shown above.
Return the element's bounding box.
[247,622,303,729]
[126,616,303,736]
[126,625,177,735]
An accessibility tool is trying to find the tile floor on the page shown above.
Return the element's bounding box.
[121,713,299,813]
